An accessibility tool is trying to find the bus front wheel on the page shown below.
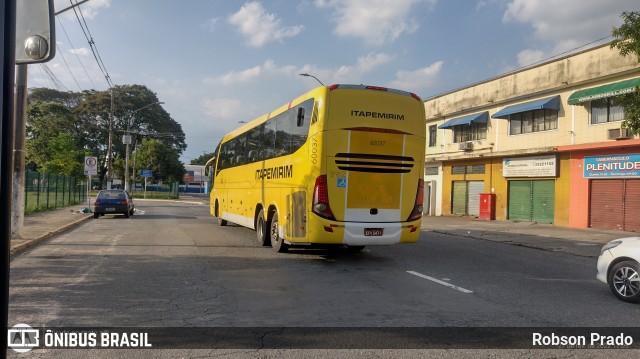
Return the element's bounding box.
[216,201,227,226]
[269,212,288,253]
[256,209,270,246]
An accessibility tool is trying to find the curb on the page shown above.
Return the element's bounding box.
[10,215,93,256]
[427,228,602,258]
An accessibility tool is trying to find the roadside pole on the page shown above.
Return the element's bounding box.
[87,175,91,210]
[84,156,98,211]
[11,64,27,239]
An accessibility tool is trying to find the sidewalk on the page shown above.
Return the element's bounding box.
[10,203,93,255]
[9,194,208,256]
[421,215,637,257]
[9,199,638,257]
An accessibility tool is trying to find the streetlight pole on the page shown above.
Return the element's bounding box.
[299,73,325,86]
[124,101,163,191]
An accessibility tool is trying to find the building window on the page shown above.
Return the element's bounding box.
[453,123,487,143]
[428,125,437,147]
[591,97,624,124]
[509,109,557,135]
[451,165,485,175]
[425,166,438,175]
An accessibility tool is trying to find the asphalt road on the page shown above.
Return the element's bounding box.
[7,198,640,358]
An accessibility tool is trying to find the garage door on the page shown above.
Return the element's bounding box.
[624,180,640,232]
[467,181,484,217]
[508,180,555,224]
[452,181,467,215]
[590,179,640,232]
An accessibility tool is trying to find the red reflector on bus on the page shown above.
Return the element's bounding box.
[410,93,422,102]
[329,84,340,91]
[365,86,388,91]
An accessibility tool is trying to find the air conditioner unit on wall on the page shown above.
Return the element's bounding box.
[607,127,632,140]
[458,141,473,151]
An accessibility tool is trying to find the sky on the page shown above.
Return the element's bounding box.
[30,0,639,163]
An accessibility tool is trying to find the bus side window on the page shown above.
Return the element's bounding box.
[263,120,276,160]
[275,112,291,156]
[235,134,247,166]
[217,141,230,173]
[246,125,263,163]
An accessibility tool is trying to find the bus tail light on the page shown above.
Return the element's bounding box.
[407,179,424,221]
[313,175,336,220]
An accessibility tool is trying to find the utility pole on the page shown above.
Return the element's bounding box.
[107,89,113,189]
[11,64,27,238]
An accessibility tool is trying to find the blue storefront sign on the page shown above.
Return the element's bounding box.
[583,153,640,178]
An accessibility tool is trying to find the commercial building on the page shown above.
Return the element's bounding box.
[423,43,640,232]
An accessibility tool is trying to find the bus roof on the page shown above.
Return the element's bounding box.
[220,84,423,144]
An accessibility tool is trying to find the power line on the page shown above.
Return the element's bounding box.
[41,63,70,91]
[54,43,82,91]
[70,0,114,88]
[57,16,98,89]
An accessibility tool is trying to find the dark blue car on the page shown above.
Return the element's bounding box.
[93,190,135,219]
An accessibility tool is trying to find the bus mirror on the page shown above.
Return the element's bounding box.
[296,108,305,127]
[16,0,56,64]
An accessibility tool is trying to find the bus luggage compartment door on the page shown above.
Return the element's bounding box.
[286,191,306,240]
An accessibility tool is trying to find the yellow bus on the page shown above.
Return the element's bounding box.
[210,84,426,252]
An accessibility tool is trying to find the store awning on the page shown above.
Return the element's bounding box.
[567,77,640,105]
[491,96,560,119]
[438,112,488,129]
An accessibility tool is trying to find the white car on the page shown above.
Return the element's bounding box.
[597,237,640,303]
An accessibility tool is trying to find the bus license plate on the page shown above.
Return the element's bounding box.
[106,208,115,212]
[364,228,383,236]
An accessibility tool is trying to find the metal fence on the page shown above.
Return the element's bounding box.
[25,170,88,214]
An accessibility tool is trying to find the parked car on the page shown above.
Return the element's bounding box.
[596,237,640,303]
[93,189,135,219]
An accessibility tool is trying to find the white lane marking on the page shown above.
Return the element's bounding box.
[407,271,474,294]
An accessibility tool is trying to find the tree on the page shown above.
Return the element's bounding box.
[136,139,185,184]
[611,11,640,135]
[73,85,186,181]
[40,133,87,178]
[25,101,82,170]
[190,152,216,165]
[27,85,187,185]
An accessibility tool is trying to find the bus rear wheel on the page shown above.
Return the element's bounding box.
[269,212,288,253]
[256,209,270,246]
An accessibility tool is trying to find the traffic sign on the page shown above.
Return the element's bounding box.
[140,169,153,178]
[84,156,98,176]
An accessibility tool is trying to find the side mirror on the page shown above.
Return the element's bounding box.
[16,0,56,64]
